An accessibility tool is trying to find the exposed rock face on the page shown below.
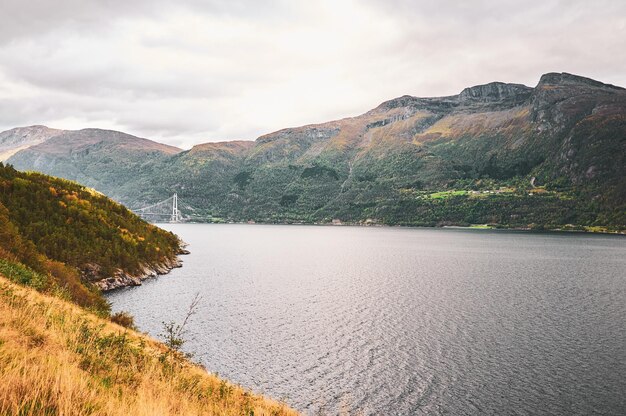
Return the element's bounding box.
[92,252,186,292]
[537,72,625,90]
[459,82,533,107]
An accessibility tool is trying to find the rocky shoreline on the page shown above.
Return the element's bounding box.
[93,248,190,292]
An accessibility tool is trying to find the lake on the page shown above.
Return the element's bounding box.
[107,224,626,415]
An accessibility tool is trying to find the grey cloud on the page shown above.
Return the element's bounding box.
[0,0,292,44]
[0,0,151,44]
[0,2,298,100]
[0,0,625,146]
[365,0,617,21]
[360,0,626,92]
[0,55,231,100]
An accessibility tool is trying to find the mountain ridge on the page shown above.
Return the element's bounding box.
[3,72,625,230]
[3,72,620,152]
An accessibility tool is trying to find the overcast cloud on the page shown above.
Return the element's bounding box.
[0,0,624,148]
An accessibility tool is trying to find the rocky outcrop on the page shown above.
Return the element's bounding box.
[459,82,533,107]
[537,72,625,90]
[92,249,189,292]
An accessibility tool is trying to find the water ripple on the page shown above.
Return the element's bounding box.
[108,225,626,415]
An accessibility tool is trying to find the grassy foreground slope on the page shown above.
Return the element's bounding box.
[0,162,296,415]
[0,276,296,416]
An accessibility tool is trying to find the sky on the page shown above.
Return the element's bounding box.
[0,0,624,148]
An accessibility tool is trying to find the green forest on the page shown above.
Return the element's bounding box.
[0,162,182,314]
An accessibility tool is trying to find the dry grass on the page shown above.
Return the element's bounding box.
[0,276,298,416]
[415,106,532,142]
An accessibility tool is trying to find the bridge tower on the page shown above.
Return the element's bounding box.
[171,193,179,223]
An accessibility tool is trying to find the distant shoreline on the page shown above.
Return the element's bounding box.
[157,221,626,236]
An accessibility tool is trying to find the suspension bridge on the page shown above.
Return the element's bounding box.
[132,193,191,223]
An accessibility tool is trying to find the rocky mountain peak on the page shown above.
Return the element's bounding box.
[537,72,625,90]
[374,95,421,111]
[375,82,535,114]
[459,82,533,103]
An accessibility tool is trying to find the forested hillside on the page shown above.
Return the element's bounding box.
[0,162,182,312]
[5,72,626,231]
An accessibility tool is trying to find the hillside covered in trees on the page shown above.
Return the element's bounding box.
[0,162,183,312]
[3,72,626,231]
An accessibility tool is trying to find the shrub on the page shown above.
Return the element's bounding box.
[111,311,136,329]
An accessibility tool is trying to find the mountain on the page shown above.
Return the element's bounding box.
[5,72,626,231]
[0,125,62,161]
[7,127,182,201]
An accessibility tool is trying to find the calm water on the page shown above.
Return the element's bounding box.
[107,224,626,415]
